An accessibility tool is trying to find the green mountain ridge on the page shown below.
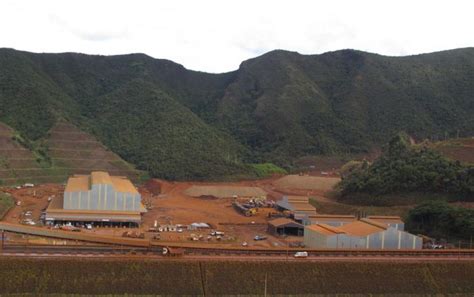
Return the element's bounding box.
[0,47,473,180]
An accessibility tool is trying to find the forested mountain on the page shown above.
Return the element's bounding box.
[0,47,473,180]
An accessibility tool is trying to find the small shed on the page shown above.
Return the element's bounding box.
[268,218,304,236]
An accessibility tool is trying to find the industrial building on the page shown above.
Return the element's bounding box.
[276,196,317,221]
[302,214,405,230]
[267,218,304,236]
[302,214,356,226]
[367,215,405,230]
[304,218,422,249]
[45,171,146,225]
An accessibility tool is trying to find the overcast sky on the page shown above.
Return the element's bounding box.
[1,0,473,73]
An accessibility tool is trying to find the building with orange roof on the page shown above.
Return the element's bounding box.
[304,218,422,250]
[303,214,357,227]
[276,196,317,221]
[267,218,304,236]
[366,215,405,230]
[45,171,146,225]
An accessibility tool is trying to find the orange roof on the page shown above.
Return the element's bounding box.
[110,176,138,194]
[307,219,388,237]
[91,171,112,185]
[367,215,404,224]
[291,202,316,212]
[306,223,345,235]
[268,218,303,227]
[338,219,387,236]
[64,175,89,192]
[65,171,138,194]
[308,214,356,221]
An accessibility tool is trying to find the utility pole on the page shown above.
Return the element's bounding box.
[264,272,267,297]
[286,239,289,261]
[458,240,461,260]
[0,230,4,252]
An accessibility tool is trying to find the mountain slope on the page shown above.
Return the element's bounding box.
[216,49,474,162]
[0,120,143,185]
[0,47,473,181]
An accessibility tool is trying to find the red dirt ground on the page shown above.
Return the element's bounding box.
[2,176,323,248]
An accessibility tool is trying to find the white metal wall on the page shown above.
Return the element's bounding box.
[64,183,142,211]
[304,227,422,249]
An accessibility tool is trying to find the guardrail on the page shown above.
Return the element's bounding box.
[0,222,150,247]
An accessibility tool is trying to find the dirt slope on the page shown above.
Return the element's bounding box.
[0,122,53,185]
[45,121,142,180]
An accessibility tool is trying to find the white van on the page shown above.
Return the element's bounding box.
[294,251,308,258]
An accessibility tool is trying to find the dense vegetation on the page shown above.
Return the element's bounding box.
[406,200,474,241]
[338,133,474,201]
[0,258,473,295]
[1,47,473,180]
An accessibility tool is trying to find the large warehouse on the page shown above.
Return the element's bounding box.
[276,196,317,221]
[304,218,422,250]
[45,171,146,225]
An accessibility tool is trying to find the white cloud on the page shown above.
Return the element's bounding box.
[0,0,473,72]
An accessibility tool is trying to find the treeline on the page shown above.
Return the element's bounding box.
[339,133,474,199]
[406,201,474,241]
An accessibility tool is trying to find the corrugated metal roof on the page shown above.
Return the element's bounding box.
[91,171,113,185]
[110,176,138,194]
[338,219,387,236]
[367,215,404,224]
[291,202,316,212]
[307,219,389,237]
[64,171,139,194]
[48,196,146,214]
[268,218,303,228]
[64,175,89,192]
[306,223,345,235]
[277,195,316,212]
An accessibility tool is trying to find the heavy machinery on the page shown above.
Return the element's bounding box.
[232,201,257,217]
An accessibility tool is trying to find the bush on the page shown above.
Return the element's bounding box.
[406,200,474,241]
[339,133,474,200]
[250,163,287,178]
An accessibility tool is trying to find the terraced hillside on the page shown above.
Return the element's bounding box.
[0,122,53,185]
[45,122,142,180]
[0,121,143,185]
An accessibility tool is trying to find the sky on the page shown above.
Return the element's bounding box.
[1,0,473,73]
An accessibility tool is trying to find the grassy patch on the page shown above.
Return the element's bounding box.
[250,163,287,178]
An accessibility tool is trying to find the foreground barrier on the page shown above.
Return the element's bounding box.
[1,222,474,258]
[0,222,150,247]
